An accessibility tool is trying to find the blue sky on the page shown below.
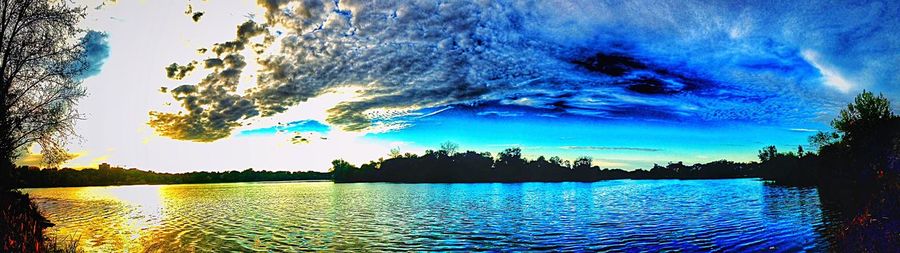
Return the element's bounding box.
[23,0,898,172]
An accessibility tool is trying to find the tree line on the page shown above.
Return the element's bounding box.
[8,164,331,188]
[331,91,897,189]
[332,143,760,183]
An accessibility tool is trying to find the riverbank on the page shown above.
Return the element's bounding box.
[0,189,77,253]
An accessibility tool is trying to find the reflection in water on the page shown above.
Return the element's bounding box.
[27,185,165,252]
[760,185,830,251]
[25,179,840,252]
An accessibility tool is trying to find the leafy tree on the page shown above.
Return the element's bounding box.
[758,145,778,162]
[549,156,562,165]
[331,159,355,171]
[496,147,523,167]
[573,156,592,169]
[388,147,401,158]
[827,90,900,182]
[330,159,358,182]
[831,90,895,135]
[808,131,839,152]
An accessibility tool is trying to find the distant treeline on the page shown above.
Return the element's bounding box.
[8,165,331,188]
[333,143,761,183]
[333,91,898,187]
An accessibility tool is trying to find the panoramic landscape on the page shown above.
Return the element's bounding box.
[1,0,899,252]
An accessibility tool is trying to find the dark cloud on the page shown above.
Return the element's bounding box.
[192,12,204,22]
[164,61,196,80]
[184,4,203,22]
[203,58,224,68]
[572,52,648,77]
[152,0,900,142]
[150,21,267,141]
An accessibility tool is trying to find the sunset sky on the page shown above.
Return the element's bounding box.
[19,0,899,172]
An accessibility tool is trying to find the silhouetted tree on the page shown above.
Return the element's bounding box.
[439,141,459,156]
[388,147,401,158]
[758,145,778,162]
[549,156,562,166]
[330,159,358,183]
[1,0,88,186]
[831,90,894,135]
[0,2,89,250]
[813,90,900,251]
[573,156,592,169]
[809,131,839,152]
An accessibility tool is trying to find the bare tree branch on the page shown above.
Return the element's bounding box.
[0,0,85,170]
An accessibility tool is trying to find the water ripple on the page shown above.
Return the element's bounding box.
[24,179,835,252]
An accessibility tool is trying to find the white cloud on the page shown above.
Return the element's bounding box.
[801,50,854,93]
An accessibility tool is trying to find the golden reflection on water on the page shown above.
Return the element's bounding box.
[27,185,167,252]
[29,182,340,252]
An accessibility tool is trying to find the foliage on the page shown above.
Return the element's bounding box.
[0,1,90,252]
[831,90,894,135]
[757,145,778,162]
[0,0,88,170]
[808,131,839,151]
[1,190,52,252]
[331,146,759,183]
[750,91,900,250]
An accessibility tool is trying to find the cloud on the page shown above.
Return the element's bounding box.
[412,106,454,119]
[788,128,819,133]
[560,146,662,152]
[150,20,271,141]
[73,30,110,79]
[152,0,900,142]
[165,61,196,80]
[14,145,86,167]
[477,111,524,117]
[183,4,204,22]
[192,12,204,22]
[801,50,853,93]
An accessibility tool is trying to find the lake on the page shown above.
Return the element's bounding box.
[24,179,836,252]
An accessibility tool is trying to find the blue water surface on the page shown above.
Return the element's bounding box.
[28,179,833,252]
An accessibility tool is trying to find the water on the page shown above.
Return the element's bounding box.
[24,179,835,252]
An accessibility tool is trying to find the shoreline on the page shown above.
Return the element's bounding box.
[17,177,801,189]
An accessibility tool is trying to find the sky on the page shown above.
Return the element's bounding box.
[17,0,900,172]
